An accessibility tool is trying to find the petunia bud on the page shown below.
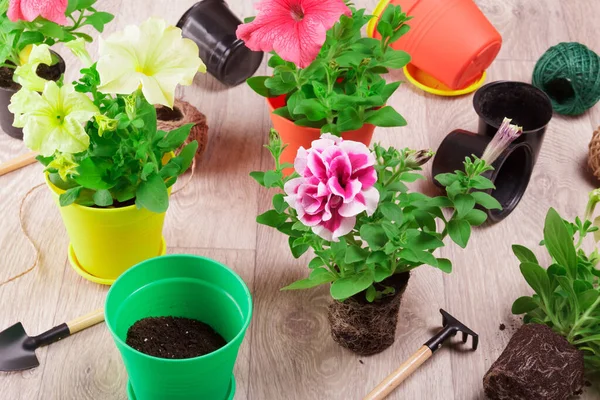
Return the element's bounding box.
[585,189,600,220]
[405,149,433,168]
[94,115,118,137]
[125,93,137,121]
[481,118,523,165]
[46,153,79,181]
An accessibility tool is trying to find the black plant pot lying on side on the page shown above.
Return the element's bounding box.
[483,324,584,400]
[432,81,553,222]
[0,52,66,140]
[328,272,410,356]
[177,0,263,86]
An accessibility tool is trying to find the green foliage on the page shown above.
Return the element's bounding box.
[49,64,195,212]
[246,5,411,135]
[511,205,600,373]
[254,131,499,302]
[0,0,114,68]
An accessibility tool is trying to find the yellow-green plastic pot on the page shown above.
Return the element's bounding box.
[46,175,168,283]
[105,254,253,400]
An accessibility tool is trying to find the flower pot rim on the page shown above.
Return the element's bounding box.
[105,254,253,364]
[43,151,174,214]
[176,0,226,29]
[473,80,553,132]
[0,50,66,93]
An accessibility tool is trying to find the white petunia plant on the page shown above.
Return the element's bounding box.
[9,17,206,212]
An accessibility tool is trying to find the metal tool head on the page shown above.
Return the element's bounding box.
[424,309,479,353]
[0,322,39,372]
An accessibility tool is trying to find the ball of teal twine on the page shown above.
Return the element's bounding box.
[532,42,600,116]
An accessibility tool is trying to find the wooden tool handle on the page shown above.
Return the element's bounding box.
[66,309,105,334]
[0,151,38,177]
[363,345,433,400]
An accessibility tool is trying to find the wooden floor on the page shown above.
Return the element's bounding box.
[1,0,599,398]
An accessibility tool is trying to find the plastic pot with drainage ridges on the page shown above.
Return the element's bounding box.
[105,254,252,400]
[177,0,263,86]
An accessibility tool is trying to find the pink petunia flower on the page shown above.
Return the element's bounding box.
[284,134,380,241]
[236,0,350,68]
[8,0,68,25]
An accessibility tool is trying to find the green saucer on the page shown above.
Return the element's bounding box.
[127,375,236,400]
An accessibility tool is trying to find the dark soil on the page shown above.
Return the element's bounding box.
[0,60,63,90]
[499,323,506,331]
[156,105,184,121]
[126,316,227,359]
[328,272,410,356]
[483,324,584,400]
[478,84,553,131]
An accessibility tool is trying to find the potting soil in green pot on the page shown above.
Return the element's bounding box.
[105,254,252,400]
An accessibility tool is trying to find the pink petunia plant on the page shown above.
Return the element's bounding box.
[8,0,68,25]
[239,3,413,136]
[236,0,350,68]
[252,129,518,302]
[284,134,379,241]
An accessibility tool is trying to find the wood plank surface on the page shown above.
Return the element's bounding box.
[1,0,599,399]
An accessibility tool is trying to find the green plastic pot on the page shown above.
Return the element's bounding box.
[105,254,252,400]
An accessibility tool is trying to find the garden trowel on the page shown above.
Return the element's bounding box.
[0,308,104,371]
[364,309,478,400]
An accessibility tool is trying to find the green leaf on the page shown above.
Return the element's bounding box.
[470,176,495,190]
[59,186,82,206]
[141,162,156,180]
[282,268,335,290]
[364,106,407,127]
[265,75,296,95]
[157,124,192,151]
[38,21,65,39]
[17,31,45,50]
[330,271,374,300]
[379,202,403,223]
[578,290,599,310]
[434,173,459,187]
[257,210,287,228]
[289,237,310,258]
[286,90,305,118]
[436,258,452,273]
[76,0,96,9]
[382,49,411,69]
[92,189,113,207]
[360,224,388,250]
[454,194,475,218]
[471,191,502,210]
[308,257,325,269]
[520,262,551,301]
[264,170,282,188]
[463,209,487,226]
[512,296,539,314]
[447,219,471,248]
[345,246,368,264]
[380,82,401,103]
[135,173,169,213]
[337,107,363,132]
[246,76,273,97]
[399,172,424,183]
[174,140,198,175]
[66,0,80,14]
[249,171,265,186]
[544,208,577,279]
[294,99,328,121]
[74,158,114,190]
[83,11,114,32]
[407,232,444,251]
[273,194,286,213]
[512,245,539,264]
[376,20,393,38]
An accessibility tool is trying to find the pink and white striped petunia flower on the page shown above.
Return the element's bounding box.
[284,134,380,241]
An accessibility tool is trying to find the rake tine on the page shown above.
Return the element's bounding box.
[462,332,468,343]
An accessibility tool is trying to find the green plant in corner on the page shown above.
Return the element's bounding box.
[511,191,600,373]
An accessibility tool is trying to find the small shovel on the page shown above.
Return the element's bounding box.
[364,309,478,400]
[0,308,104,371]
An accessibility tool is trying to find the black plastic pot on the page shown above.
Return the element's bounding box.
[473,81,553,162]
[177,0,263,86]
[0,52,66,140]
[432,129,534,223]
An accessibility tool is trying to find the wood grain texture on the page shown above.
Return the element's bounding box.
[1,0,600,399]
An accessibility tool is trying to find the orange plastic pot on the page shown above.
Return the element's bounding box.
[267,96,376,170]
[368,0,501,90]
